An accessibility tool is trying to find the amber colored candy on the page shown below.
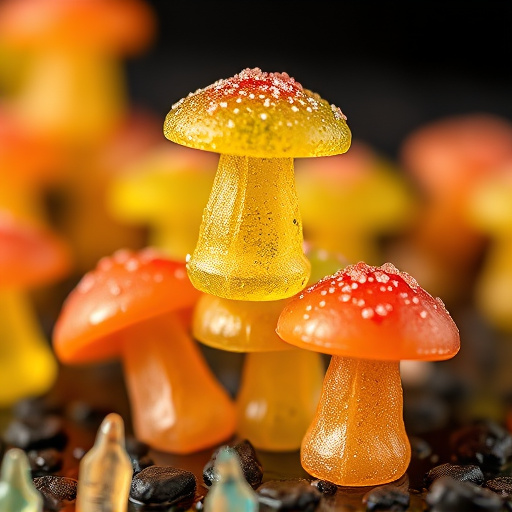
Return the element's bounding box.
[0,448,43,512]
[53,248,236,454]
[276,262,460,486]
[236,349,325,452]
[76,413,132,512]
[164,68,351,300]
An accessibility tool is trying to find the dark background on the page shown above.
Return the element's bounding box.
[125,1,512,161]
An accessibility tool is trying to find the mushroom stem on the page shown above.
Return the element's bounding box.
[0,290,58,406]
[121,312,236,454]
[17,48,126,146]
[236,349,325,452]
[301,356,410,486]
[187,155,311,301]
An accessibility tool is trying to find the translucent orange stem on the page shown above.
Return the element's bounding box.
[121,313,236,454]
[301,356,410,486]
[236,349,325,452]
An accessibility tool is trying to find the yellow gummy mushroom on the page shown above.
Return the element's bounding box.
[108,142,217,261]
[164,67,351,301]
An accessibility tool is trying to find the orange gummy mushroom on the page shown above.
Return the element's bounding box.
[276,262,460,486]
[164,67,351,301]
[52,248,236,454]
[0,211,71,405]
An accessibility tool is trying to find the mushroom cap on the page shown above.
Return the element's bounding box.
[0,211,71,289]
[52,248,201,364]
[0,0,156,54]
[276,261,460,361]
[400,113,512,198]
[164,67,351,158]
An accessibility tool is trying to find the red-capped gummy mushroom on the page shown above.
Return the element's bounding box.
[52,248,236,454]
[0,210,71,405]
[276,262,460,486]
[164,67,351,301]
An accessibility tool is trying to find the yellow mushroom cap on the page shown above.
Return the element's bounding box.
[164,68,352,158]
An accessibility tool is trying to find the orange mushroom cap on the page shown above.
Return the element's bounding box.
[276,261,460,361]
[164,67,351,158]
[53,248,201,364]
[0,211,71,289]
[0,0,156,54]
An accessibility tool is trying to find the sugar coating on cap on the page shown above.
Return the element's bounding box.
[53,248,200,364]
[164,67,351,158]
[276,261,460,361]
[0,212,71,289]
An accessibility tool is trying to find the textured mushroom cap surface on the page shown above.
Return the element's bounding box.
[0,212,71,289]
[53,248,200,364]
[0,0,156,53]
[164,68,351,158]
[276,262,460,361]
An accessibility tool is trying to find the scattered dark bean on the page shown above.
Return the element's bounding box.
[28,448,63,476]
[424,462,484,488]
[486,476,512,497]
[426,475,503,511]
[310,479,337,496]
[13,396,63,421]
[450,419,512,473]
[203,439,263,489]
[3,415,68,451]
[125,436,150,458]
[130,454,154,475]
[362,484,410,511]
[409,436,432,460]
[130,465,196,506]
[33,475,78,511]
[257,478,322,511]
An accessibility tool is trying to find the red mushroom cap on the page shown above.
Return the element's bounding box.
[0,211,71,289]
[53,248,201,364]
[276,262,460,361]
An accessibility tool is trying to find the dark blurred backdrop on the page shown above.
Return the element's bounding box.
[125,1,512,160]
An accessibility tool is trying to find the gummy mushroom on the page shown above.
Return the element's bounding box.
[0,211,71,406]
[52,248,236,454]
[164,67,351,301]
[276,262,460,486]
[0,0,156,147]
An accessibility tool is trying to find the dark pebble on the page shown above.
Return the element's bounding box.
[130,454,155,475]
[362,484,410,511]
[65,401,114,428]
[13,396,63,421]
[28,448,63,476]
[450,419,512,473]
[311,479,337,496]
[257,478,322,511]
[486,476,512,498]
[424,462,484,488]
[409,436,432,460]
[125,436,150,458]
[3,415,68,451]
[426,475,503,511]
[130,465,196,506]
[33,475,78,511]
[203,439,263,489]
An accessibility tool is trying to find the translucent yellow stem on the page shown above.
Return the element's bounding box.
[187,155,310,301]
[0,290,58,406]
[236,349,325,452]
